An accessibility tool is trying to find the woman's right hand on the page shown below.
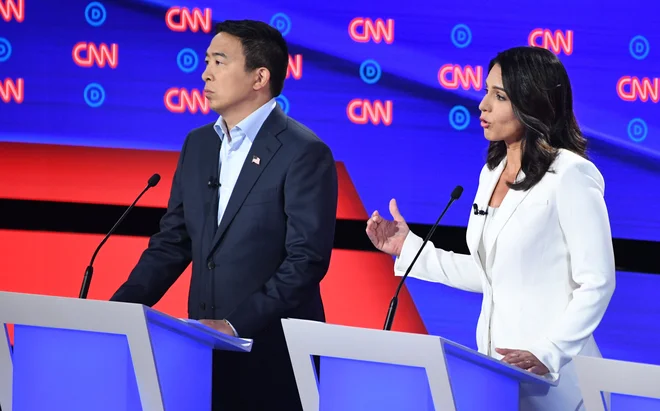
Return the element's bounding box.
[366,198,410,257]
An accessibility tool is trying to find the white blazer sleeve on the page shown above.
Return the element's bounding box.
[393,231,482,293]
[528,161,616,374]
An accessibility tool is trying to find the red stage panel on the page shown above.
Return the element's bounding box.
[0,230,425,338]
[1,142,426,337]
[0,141,375,221]
[322,249,423,331]
[1,142,177,207]
[0,229,191,344]
[0,230,191,313]
[331,162,426,333]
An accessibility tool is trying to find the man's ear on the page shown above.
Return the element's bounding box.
[253,67,271,91]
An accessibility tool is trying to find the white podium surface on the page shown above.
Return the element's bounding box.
[282,318,554,411]
[574,355,660,410]
[0,291,251,411]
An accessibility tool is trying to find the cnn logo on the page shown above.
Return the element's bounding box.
[347,99,393,126]
[166,7,212,33]
[617,76,659,103]
[438,64,483,91]
[0,78,24,104]
[0,0,23,23]
[348,18,394,44]
[72,42,119,69]
[286,54,302,80]
[528,29,573,55]
[164,88,209,114]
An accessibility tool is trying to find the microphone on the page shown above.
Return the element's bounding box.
[78,173,161,299]
[208,177,220,188]
[473,203,488,216]
[383,185,463,331]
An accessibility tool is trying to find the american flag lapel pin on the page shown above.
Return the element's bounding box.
[252,155,261,165]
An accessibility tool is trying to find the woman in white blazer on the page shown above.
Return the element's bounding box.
[366,46,615,411]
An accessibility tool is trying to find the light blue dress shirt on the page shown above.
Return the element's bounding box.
[211,98,277,336]
[213,98,277,227]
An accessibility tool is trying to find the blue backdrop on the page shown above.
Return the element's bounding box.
[1,0,659,240]
[2,0,659,364]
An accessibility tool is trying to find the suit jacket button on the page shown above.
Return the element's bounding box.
[207,260,215,270]
[200,302,206,310]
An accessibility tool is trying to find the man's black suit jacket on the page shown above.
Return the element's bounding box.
[110,105,338,409]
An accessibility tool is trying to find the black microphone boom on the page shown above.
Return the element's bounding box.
[383,185,463,331]
[78,173,161,299]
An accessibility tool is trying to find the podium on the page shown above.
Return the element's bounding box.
[282,318,556,411]
[574,355,660,410]
[0,291,252,411]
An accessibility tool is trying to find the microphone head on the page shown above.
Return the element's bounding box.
[147,173,161,188]
[451,185,464,200]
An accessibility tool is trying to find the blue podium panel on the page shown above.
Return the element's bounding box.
[319,356,434,411]
[611,392,660,410]
[444,349,519,411]
[12,324,140,411]
[147,321,213,411]
[280,319,556,411]
[0,293,253,411]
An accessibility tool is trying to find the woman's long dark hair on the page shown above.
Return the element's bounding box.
[486,46,587,191]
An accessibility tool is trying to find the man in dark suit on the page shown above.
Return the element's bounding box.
[110,20,338,410]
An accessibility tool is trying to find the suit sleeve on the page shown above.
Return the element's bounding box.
[110,134,193,306]
[393,232,482,293]
[225,140,338,336]
[527,161,615,376]
[392,164,487,294]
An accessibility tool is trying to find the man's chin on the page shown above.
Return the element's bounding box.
[209,102,224,115]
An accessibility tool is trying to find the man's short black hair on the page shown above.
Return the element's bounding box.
[215,20,289,97]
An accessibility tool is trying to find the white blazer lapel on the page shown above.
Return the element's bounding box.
[466,161,505,274]
[483,169,532,257]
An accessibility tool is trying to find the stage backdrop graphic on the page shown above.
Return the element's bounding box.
[2,0,660,364]
[2,0,660,240]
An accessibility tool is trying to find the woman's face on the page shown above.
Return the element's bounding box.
[478,64,524,144]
